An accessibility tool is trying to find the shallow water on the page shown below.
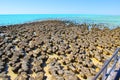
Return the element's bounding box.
[0,14,120,29]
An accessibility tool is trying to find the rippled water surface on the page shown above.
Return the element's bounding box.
[0,14,120,29]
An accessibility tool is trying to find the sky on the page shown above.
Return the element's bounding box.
[0,0,120,15]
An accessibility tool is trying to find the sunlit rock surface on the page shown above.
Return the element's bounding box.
[0,20,120,80]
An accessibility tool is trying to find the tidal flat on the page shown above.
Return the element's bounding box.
[0,20,120,80]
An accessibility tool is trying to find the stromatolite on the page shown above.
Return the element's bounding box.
[0,20,120,80]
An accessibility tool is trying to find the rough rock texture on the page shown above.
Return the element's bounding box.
[0,20,120,80]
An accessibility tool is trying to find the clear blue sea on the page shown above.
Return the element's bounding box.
[0,14,120,29]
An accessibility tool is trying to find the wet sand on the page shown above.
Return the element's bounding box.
[0,20,120,80]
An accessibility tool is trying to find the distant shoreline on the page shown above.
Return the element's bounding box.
[0,20,119,30]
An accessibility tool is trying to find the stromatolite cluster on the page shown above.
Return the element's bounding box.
[0,20,120,80]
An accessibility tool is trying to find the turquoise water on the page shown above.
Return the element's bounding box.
[0,14,120,29]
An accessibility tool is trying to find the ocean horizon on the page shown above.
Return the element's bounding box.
[0,14,120,29]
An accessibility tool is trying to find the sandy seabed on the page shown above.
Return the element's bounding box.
[0,20,120,80]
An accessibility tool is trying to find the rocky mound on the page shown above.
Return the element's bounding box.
[0,20,120,80]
